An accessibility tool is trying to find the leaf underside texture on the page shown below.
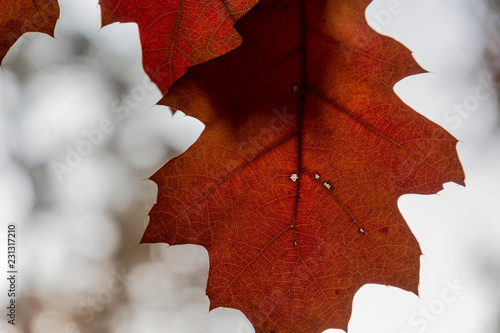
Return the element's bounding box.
[143,0,465,332]
[99,0,259,94]
[0,0,59,62]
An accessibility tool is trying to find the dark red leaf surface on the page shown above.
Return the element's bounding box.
[143,0,465,332]
[0,0,59,63]
[99,0,258,94]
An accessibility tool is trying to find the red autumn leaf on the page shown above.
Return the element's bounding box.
[143,0,465,332]
[0,0,59,63]
[99,0,259,94]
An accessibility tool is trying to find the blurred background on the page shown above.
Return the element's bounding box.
[0,0,498,332]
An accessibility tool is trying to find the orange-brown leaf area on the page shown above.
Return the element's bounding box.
[0,0,59,62]
[99,0,259,94]
[143,0,465,332]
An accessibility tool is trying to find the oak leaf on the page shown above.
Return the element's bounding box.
[143,0,465,332]
[0,0,59,63]
[99,0,259,94]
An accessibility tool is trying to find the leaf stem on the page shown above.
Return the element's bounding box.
[291,0,307,232]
